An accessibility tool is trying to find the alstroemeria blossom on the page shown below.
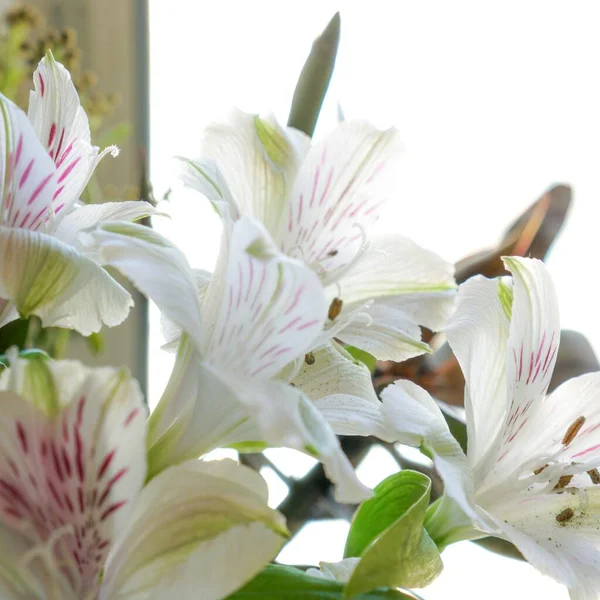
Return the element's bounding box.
[180,109,456,364]
[0,353,287,600]
[0,51,156,335]
[90,217,371,503]
[383,257,600,599]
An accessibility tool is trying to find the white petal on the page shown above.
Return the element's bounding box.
[53,200,158,246]
[0,357,146,597]
[146,339,247,478]
[0,94,57,231]
[178,156,239,221]
[89,222,204,351]
[497,257,560,455]
[204,216,327,379]
[28,51,117,216]
[445,275,511,474]
[338,234,456,312]
[0,226,132,335]
[291,342,378,404]
[100,459,286,600]
[515,372,600,474]
[241,380,372,503]
[337,302,431,362]
[160,269,211,352]
[279,122,404,285]
[381,380,477,521]
[187,109,309,234]
[290,342,391,439]
[487,487,600,600]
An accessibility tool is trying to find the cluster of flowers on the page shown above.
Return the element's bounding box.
[0,52,598,600]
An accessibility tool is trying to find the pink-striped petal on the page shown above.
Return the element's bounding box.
[0,94,57,232]
[203,216,327,379]
[0,357,146,597]
[279,121,403,286]
[28,51,117,217]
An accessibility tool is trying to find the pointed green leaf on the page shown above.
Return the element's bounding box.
[344,471,442,598]
[226,565,418,599]
[287,13,340,137]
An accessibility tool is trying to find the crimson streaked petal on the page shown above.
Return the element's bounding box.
[28,51,118,216]
[0,94,57,232]
[278,121,403,285]
[203,216,327,379]
[0,357,146,597]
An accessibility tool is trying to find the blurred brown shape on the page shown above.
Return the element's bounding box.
[374,184,599,406]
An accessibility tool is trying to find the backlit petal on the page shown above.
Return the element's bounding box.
[495,257,560,460]
[99,459,286,600]
[0,357,146,597]
[203,216,327,379]
[89,222,204,351]
[53,201,158,247]
[188,109,308,234]
[279,122,403,285]
[28,51,117,216]
[381,380,477,522]
[445,276,510,476]
[0,94,57,232]
[488,487,600,600]
[0,226,132,335]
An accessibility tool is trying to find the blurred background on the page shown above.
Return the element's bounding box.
[5,1,600,597]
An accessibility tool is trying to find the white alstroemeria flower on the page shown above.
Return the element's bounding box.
[0,51,156,335]
[180,109,456,364]
[90,216,371,503]
[382,257,600,600]
[0,353,287,600]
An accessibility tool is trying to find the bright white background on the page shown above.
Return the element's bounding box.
[148,2,600,597]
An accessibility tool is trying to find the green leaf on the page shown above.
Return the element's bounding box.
[344,471,442,598]
[345,346,377,373]
[287,13,340,137]
[226,565,418,599]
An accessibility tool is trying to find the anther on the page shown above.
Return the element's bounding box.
[562,416,586,446]
[328,297,343,321]
[588,469,600,485]
[327,250,338,257]
[304,352,315,366]
[533,464,548,475]
[553,475,573,490]
[555,507,574,524]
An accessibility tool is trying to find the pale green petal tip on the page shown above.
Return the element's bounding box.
[497,279,514,321]
[253,115,295,172]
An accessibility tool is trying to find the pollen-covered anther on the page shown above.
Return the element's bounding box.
[553,475,574,490]
[562,416,586,446]
[328,297,343,321]
[555,507,575,524]
[304,352,315,366]
[326,249,338,257]
[588,468,600,485]
[533,464,548,475]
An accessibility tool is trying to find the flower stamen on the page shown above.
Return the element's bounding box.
[562,416,586,446]
[588,468,600,484]
[328,297,343,321]
[304,352,315,365]
[555,507,574,524]
[554,475,573,490]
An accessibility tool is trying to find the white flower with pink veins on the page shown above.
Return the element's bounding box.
[0,51,156,336]
[0,352,287,600]
[180,110,456,364]
[383,257,600,600]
